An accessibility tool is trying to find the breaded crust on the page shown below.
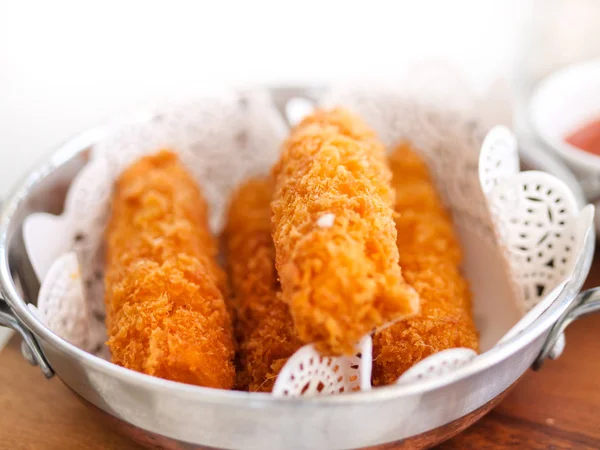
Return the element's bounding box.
[105,150,235,388]
[223,178,302,392]
[271,108,419,355]
[372,143,479,386]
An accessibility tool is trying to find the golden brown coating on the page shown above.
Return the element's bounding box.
[372,143,479,386]
[104,150,235,388]
[223,178,302,392]
[271,108,419,356]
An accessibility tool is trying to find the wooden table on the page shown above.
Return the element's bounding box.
[2,262,600,450]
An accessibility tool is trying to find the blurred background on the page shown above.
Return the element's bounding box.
[0,0,525,194]
[4,0,600,197]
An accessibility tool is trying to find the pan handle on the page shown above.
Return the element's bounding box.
[0,299,54,378]
[533,287,600,370]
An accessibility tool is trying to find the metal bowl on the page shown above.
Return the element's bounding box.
[1,87,600,450]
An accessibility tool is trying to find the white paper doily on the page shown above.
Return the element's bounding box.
[272,336,372,396]
[479,126,594,313]
[395,348,478,385]
[34,252,91,352]
[24,74,594,395]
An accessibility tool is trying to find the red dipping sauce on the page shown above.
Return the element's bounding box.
[565,118,600,155]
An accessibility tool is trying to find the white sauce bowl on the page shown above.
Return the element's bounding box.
[529,60,600,174]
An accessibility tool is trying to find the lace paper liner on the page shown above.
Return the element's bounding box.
[272,336,372,396]
[23,75,594,397]
[395,348,478,384]
[479,126,593,313]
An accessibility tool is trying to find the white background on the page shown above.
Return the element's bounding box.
[0,0,526,348]
[0,0,527,194]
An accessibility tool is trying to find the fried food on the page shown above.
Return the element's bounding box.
[223,178,302,392]
[271,108,419,356]
[104,150,235,388]
[372,143,479,386]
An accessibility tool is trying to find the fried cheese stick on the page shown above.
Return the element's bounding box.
[372,143,479,386]
[105,150,235,388]
[271,108,419,355]
[223,178,302,392]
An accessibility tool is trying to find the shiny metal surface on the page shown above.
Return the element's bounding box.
[0,300,53,377]
[0,87,597,449]
[77,379,516,449]
[534,287,600,370]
